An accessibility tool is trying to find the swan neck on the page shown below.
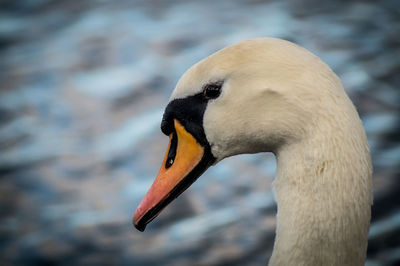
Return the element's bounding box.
[269,125,372,266]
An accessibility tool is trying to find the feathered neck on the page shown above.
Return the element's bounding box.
[269,108,372,266]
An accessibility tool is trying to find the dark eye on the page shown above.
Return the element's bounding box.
[203,82,222,99]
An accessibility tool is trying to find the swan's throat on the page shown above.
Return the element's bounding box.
[269,134,372,266]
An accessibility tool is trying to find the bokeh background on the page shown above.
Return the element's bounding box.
[1,0,399,265]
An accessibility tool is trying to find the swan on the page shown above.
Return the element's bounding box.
[133,38,372,265]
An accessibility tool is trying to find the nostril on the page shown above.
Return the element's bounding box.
[165,131,178,169]
[166,157,174,168]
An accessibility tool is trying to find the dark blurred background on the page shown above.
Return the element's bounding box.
[0,0,399,265]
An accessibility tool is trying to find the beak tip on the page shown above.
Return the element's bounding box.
[133,216,147,232]
[133,209,146,232]
[134,221,146,232]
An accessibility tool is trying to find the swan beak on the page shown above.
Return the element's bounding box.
[133,119,208,231]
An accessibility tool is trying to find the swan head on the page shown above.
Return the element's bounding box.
[133,38,342,231]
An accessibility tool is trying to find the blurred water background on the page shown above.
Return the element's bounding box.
[0,0,399,265]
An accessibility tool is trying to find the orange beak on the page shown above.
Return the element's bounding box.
[133,119,211,231]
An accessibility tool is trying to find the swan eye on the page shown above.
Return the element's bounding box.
[203,82,222,99]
